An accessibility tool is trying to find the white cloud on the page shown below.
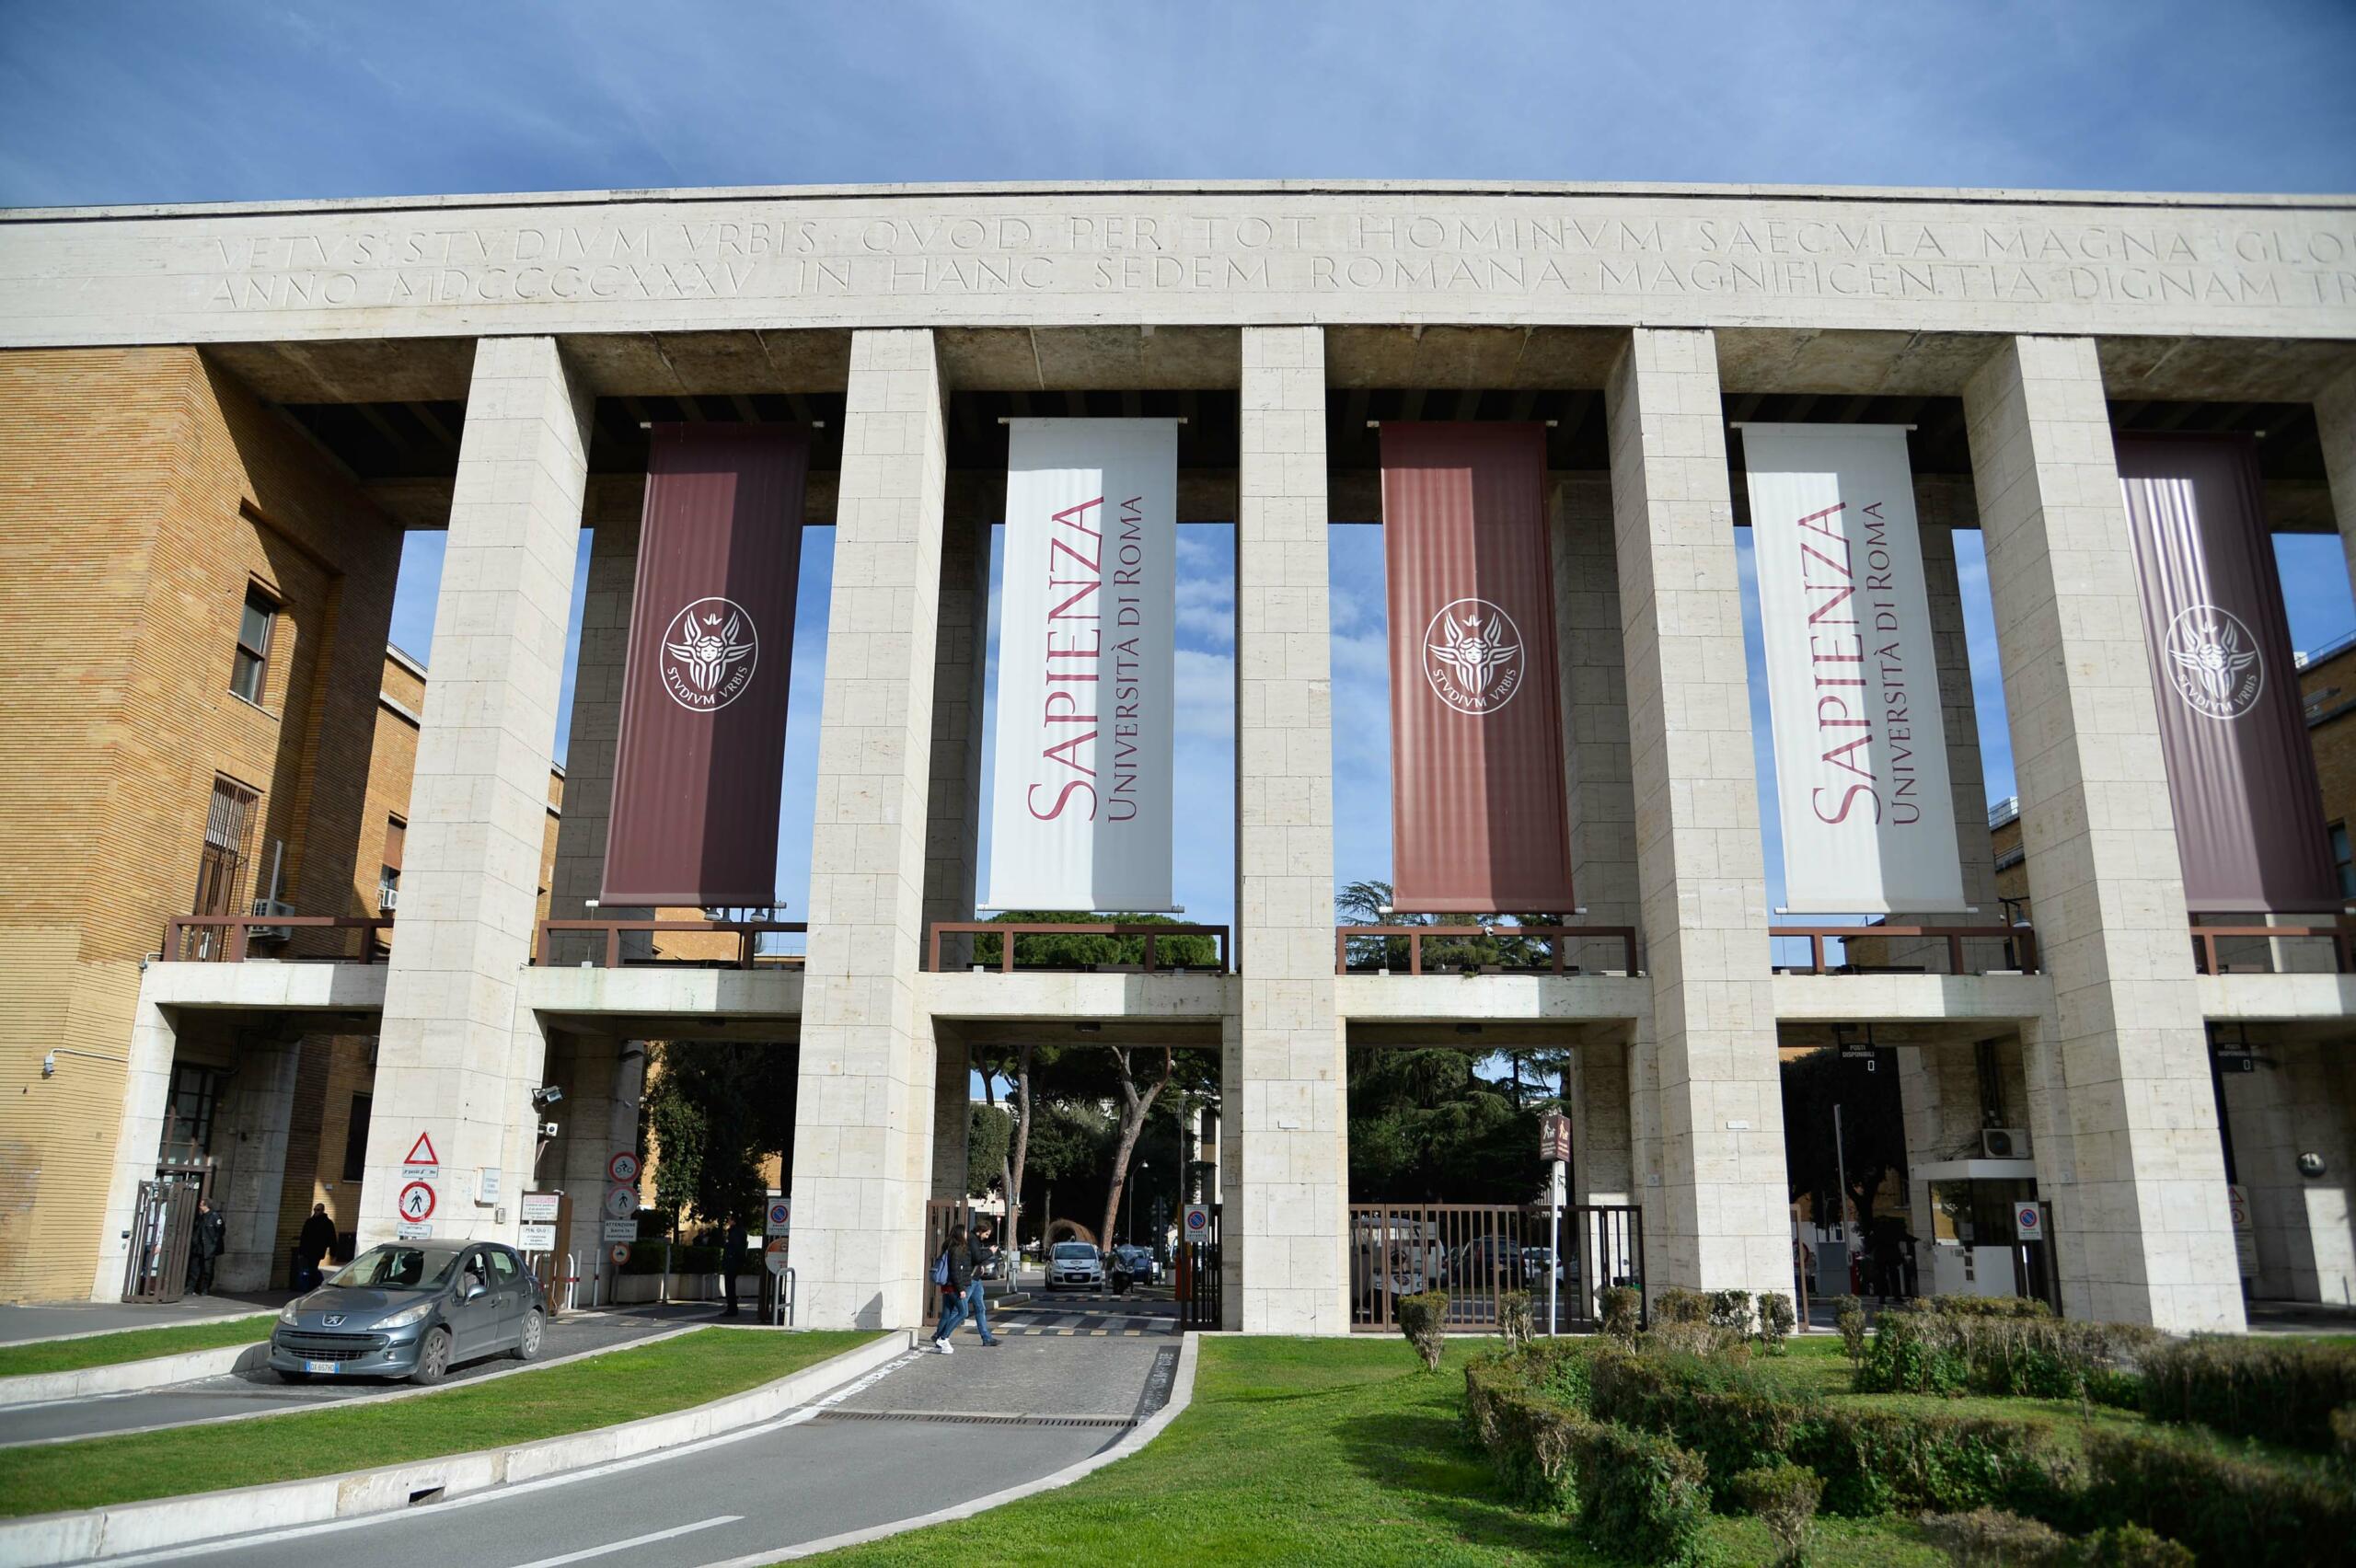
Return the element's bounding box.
[1175,574,1234,647]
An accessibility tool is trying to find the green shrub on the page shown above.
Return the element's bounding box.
[1707,1288,1754,1335]
[2070,1523,2193,1568]
[1578,1421,1710,1566]
[1498,1288,1533,1346]
[1587,1344,1805,1498]
[1396,1289,1449,1372]
[1796,1407,2067,1519]
[1759,1291,1796,1354]
[1930,1295,2054,1320]
[1832,1296,1868,1364]
[1920,1507,2070,1567]
[1462,1359,1589,1511]
[1732,1462,1822,1567]
[1858,1307,2156,1403]
[2081,1426,2356,1568]
[2137,1334,2356,1452]
[2332,1403,2356,1471]
[1655,1286,1709,1324]
[1600,1284,1641,1342]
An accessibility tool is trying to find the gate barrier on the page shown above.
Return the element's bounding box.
[1348,1202,1645,1334]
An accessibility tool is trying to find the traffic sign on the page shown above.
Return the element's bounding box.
[1539,1111,1570,1164]
[402,1132,440,1179]
[398,1180,437,1223]
[765,1197,791,1237]
[765,1237,790,1276]
[609,1243,630,1264]
[602,1185,638,1222]
[602,1219,636,1243]
[1184,1204,1210,1239]
[521,1191,561,1223]
[608,1149,641,1184]
[398,1221,432,1240]
[2228,1183,2259,1274]
[2014,1202,2043,1241]
[519,1222,557,1251]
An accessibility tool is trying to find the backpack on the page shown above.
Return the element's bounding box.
[930,1250,950,1286]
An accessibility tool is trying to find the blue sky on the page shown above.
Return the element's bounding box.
[11,1,2356,930]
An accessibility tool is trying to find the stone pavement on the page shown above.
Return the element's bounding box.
[0,1290,292,1345]
[985,1288,1181,1338]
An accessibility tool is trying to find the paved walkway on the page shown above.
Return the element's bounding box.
[0,1292,292,1346]
[985,1287,1180,1338]
[2,1301,721,1447]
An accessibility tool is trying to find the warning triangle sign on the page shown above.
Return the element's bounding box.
[404,1132,439,1166]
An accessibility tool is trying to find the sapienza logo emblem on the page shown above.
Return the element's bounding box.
[660,597,757,711]
[1422,598,1523,715]
[2162,603,2262,721]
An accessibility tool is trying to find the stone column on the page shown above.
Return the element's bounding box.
[361,336,590,1252]
[1604,327,1792,1307]
[90,993,177,1298]
[1961,334,2242,1332]
[1230,324,1347,1333]
[2317,364,2356,597]
[786,329,952,1330]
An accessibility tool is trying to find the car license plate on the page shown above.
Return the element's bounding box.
[304,1359,340,1375]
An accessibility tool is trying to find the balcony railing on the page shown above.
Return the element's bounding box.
[926,922,1230,974]
[1334,925,1639,976]
[163,915,393,963]
[2188,917,2353,975]
[535,919,806,969]
[1770,923,2039,977]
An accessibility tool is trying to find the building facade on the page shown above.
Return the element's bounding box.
[1,181,2352,1331]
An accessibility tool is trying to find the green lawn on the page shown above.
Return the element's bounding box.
[0,1316,273,1379]
[811,1336,1953,1567]
[0,1327,880,1517]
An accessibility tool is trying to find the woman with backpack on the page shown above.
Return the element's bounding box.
[928,1224,999,1353]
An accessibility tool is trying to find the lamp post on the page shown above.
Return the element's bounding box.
[1125,1159,1148,1245]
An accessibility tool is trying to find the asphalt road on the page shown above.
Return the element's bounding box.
[2,1300,722,1447]
[88,1318,1178,1568]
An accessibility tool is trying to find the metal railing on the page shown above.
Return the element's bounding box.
[1348,1202,1646,1334]
[163,914,393,963]
[2189,918,2354,975]
[1770,923,2038,976]
[1334,925,1638,976]
[534,919,806,969]
[926,922,1230,974]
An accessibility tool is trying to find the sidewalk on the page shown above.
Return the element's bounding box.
[0,1292,292,1347]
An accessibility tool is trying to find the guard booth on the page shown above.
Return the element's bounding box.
[1177,1204,1221,1331]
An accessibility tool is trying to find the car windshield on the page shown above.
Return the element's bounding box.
[326,1244,467,1291]
[1051,1243,1096,1261]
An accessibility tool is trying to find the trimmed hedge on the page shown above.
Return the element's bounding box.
[2136,1334,2356,1453]
[2078,1426,2356,1568]
[1856,1305,2155,1404]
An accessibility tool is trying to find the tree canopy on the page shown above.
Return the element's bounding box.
[641,1040,797,1229]
[1346,1046,1545,1205]
[1780,1043,1908,1228]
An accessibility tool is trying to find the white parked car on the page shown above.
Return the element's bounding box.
[1045,1240,1104,1292]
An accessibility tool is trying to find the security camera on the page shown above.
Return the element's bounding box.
[530,1085,563,1109]
[541,1121,560,1138]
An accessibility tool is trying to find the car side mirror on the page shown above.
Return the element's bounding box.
[466,1280,486,1300]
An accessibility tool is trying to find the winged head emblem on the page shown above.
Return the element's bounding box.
[666,608,753,695]
[1428,609,1520,696]
[2167,615,2258,702]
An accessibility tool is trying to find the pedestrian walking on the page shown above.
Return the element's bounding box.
[294,1203,336,1291]
[963,1220,1001,1347]
[186,1196,225,1296]
[721,1216,748,1318]
[928,1223,1000,1352]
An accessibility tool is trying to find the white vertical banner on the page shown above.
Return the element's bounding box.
[986,419,1177,910]
[1741,423,1967,914]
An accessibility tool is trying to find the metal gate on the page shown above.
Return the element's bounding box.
[1348,1202,1645,1333]
[922,1197,971,1326]
[1178,1205,1221,1331]
[122,1180,200,1302]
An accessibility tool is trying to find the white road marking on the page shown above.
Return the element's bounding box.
[86,1350,926,1566]
[501,1515,742,1568]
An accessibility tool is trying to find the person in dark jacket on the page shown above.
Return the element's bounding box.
[186,1197,225,1296]
[962,1221,1002,1347]
[294,1204,337,1291]
[929,1225,1001,1352]
[721,1217,748,1319]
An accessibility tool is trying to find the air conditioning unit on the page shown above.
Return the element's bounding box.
[249,897,294,942]
[377,884,398,913]
[1981,1127,2031,1159]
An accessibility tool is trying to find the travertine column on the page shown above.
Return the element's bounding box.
[2317,364,2356,597]
[1551,472,1646,1222]
[1962,334,2242,1332]
[1604,328,1792,1306]
[787,329,951,1330]
[362,336,590,1252]
[1230,324,1347,1333]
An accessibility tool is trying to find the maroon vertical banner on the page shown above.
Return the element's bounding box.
[602,424,808,906]
[1382,422,1576,912]
[2118,432,2338,912]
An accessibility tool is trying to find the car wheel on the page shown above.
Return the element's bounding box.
[409,1326,453,1385]
[277,1368,311,1385]
[513,1309,545,1362]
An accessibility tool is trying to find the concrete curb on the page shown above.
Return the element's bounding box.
[0,1321,711,1451]
[0,1329,910,1567]
[0,1339,271,1407]
[727,1332,1203,1564]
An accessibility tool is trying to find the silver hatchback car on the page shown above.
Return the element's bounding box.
[271,1240,548,1384]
